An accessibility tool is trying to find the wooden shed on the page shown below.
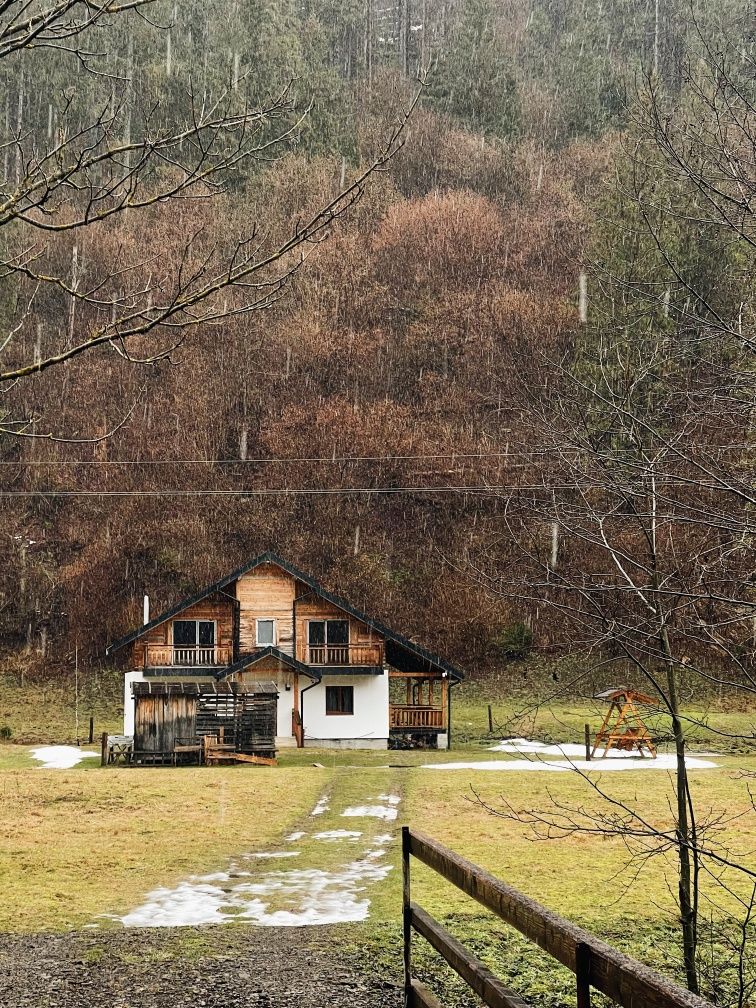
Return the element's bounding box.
[132,681,277,764]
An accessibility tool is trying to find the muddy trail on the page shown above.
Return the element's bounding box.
[0,925,402,1008]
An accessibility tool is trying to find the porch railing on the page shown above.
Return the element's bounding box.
[402,827,714,1008]
[390,705,445,730]
[299,643,383,666]
[144,645,232,667]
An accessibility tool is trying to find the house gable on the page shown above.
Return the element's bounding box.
[106,550,464,682]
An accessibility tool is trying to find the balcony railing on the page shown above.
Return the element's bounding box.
[144,645,232,667]
[299,643,383,666]
[389,705,445,730]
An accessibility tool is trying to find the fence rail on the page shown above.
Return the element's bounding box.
[402,827,714,1008]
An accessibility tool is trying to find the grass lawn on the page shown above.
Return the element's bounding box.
[0,669,122,745]
[1,740,754,1005]
[0,757,328,931]
[1,665,754,1006]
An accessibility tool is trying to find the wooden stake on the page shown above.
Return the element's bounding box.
[89,716,94,745]
[488,704,494,734]
[584,723,591,762]
[100,731,108,767]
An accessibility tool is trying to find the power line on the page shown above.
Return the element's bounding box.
[0,485,534,497]
[0,479,735,497]
[0,444,750,466]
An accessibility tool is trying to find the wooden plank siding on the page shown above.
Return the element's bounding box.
[237,564,296,655]
[134,694,196,752]
[294,595,384,665]
[131,593,234,669]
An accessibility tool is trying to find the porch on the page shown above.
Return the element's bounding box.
[388,671,448,734]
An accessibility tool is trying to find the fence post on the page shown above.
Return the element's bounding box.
[584,724,591,762]
[402,825,412,1007]
[487,704,494,734]
[576,941,592,1008]
[100,731,108,767]
[88,716,94,745]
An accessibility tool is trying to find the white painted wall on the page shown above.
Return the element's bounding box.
[123,670,144,735]
[301,673,389,744]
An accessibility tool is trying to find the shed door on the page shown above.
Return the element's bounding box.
[134,695,196,752]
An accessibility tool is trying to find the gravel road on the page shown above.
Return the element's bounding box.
[0,925,402,1008]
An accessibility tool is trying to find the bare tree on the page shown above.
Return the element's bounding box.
[470,17,755,1003]
[0,0,415,437]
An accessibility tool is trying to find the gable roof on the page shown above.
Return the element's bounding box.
[216,647,321,682]
[106,550,464,681]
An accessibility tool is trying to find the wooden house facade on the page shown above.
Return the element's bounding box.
[107,552,464,750]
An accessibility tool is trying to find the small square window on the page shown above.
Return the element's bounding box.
[326,684,354,715]
[257,619,275,646]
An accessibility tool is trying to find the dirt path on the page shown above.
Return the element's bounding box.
[0,926,402,1008]
[106,774,401,929]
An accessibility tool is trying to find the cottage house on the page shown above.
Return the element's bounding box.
[106,552,464,750]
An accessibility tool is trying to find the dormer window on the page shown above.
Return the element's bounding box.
[256,619,276,646]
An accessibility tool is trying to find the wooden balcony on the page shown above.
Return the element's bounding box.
[389,705,445,731]
[144,645,233,668]
[298,644,383,667]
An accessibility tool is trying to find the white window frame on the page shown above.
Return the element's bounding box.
[256,618,276,646]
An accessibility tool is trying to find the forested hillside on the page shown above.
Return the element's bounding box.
[0,0,752,683]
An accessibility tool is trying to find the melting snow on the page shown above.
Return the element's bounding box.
[112,787,400,929]
[118,845,392,928]
[313,830,362,840]
[342,804,398,821]
[248,851,300,859]
[30,746,99,770]
[423,755,719,772]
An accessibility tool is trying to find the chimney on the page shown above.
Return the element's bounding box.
[143,594,150,626]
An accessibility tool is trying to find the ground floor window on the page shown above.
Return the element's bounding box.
[325,684,354,715]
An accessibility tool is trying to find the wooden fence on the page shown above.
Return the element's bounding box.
[402,828,714,1008]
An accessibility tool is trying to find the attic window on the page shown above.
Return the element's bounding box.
[256,619,275,646]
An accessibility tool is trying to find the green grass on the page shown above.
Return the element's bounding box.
[0,761,328,930]
[1,740,754,1006]
[1,663,754,1006]
[0,668,122,744]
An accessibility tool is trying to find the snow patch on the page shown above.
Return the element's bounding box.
[311,796,330,816]
[30,746,99,770]
[313,830,362,840]
[117,845,392,928]
[285,831,306,842]
[423,755,719,773]
[248,851,300,859]
[342,804,398,821]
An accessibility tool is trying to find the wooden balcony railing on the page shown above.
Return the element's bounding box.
[389,705,445,730]
[144,645,232,667]
[299,644,383,666]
